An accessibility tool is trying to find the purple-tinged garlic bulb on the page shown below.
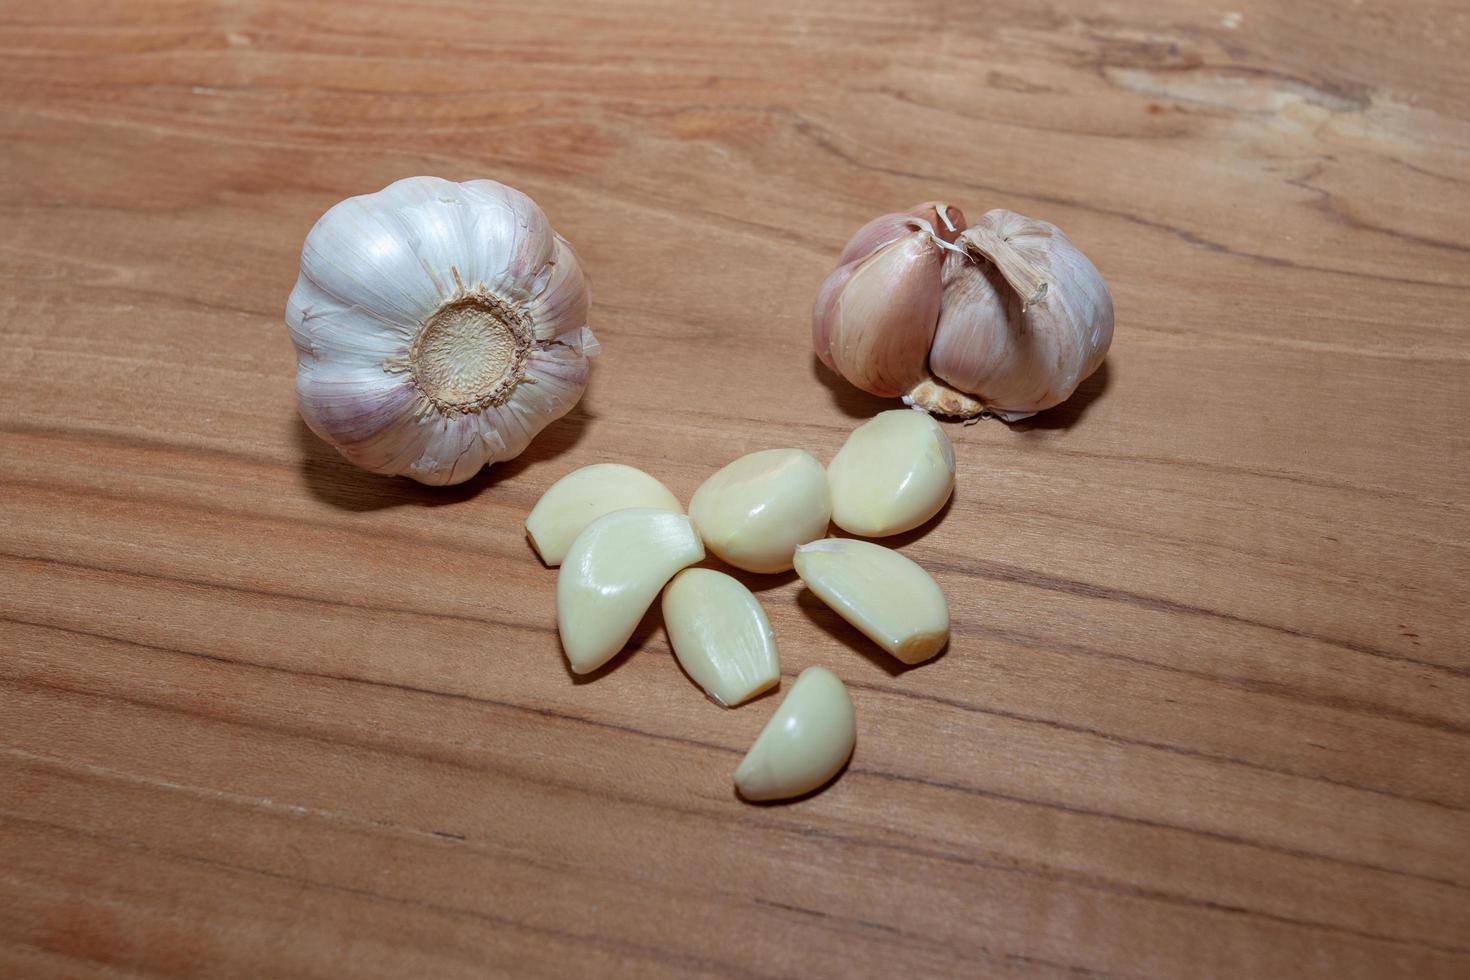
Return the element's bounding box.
[285,176,597,485]
[813,205,1112,421]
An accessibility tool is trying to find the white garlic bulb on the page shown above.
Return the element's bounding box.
[286,176,598,485]
[813,204,1112,421]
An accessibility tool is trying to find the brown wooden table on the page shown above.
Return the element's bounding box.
[3,1,1467,976]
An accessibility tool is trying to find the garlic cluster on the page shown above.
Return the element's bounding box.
[528,413,960,800]
[286,176,598,485]
[813,205,1113,421]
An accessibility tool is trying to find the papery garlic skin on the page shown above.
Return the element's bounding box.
[836,202,966,265]
[689,449,831,573]
[827,410,955,537]
[286,176,598,485]
[526,464,683,566]
[734,666,855,802]
[557,508,704,674]
[662,569,780,707]
[794,538,949,665]
[913,209,1113,421]
[812,204,964,398]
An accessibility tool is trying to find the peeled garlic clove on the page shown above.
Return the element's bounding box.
[734,666,855,802]
[557,508,704,674]
[526,464,683,566]
[689,449,831,574]
[662,569,779,706]
[828,410,955,537]
[285,176,597,485]
[912,210,1113,421]
[794,539,949,665]
[811,231,946,398]
[836,201,967,265]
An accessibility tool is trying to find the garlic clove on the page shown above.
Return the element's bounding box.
[458,179,557,303]
[526,464,683,566]
[810,258,856,375]
[662,568,779,707]
[571,325,601,358]
[811,232,945,398]
[285,176,596,485]
[734,666,855,802]
[913,210,1113,420]
[794,538,949,665]
[827,410,955,537]
[296,178,456,328]
[689,449,831,574]
[528,236,592,344]
[836,201,967,265]
[557,508,704,674]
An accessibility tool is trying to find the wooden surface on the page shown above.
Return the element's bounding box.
[2,0,1468,976]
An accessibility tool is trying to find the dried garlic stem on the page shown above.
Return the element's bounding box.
[905,217,969,259]
[960,224,1050,309]
[934,202,958,234]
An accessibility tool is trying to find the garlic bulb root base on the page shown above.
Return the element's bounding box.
[904,377,992,420]
[395,288,534,414]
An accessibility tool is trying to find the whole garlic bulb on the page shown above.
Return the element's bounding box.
[286,176,598,485]
[813,205,1112,421]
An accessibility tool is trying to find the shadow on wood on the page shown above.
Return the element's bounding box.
[292,408,592,512]
[809,354,895,419]
[1009,359,1113,433]
[794,587,944,678]
[812,354,1113,432]
[827,494,955,551]
[560,595,668,685]
[731,754,853,807]
[692,559,799,594]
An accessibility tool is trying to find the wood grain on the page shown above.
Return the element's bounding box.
[2,0,1468,976]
